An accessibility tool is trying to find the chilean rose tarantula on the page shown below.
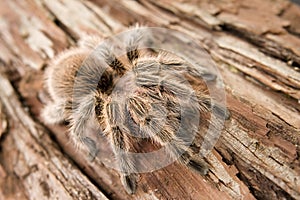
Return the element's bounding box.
[42,27,228,194]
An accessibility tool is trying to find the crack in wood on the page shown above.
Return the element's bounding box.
[0,0,299,199]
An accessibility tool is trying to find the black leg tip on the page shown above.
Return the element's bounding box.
[212,105,231,120]
[121,174,137,194]
[188,159,210,175]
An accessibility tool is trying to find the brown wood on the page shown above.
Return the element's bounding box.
[0,0,299,199]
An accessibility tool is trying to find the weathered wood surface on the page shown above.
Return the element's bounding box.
[0,0,299,199]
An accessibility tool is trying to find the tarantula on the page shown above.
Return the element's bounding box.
[42,27,228,194]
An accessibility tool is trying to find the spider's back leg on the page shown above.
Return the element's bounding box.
[104,100,137,194]
[127,77,211,175]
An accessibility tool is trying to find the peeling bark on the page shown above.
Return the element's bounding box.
[0,0,299,199]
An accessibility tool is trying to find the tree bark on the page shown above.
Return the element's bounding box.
[0,0,299,199]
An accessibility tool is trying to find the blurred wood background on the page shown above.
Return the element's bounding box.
[0,0,299,199]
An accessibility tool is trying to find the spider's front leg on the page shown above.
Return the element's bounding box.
[125,26,147,63]
[69,93,100,161]
[105,100,137,194]
[42,100,69,124]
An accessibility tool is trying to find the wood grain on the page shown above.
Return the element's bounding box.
[0,0,299,199]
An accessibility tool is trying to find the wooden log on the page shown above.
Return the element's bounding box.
[0,0,299,199]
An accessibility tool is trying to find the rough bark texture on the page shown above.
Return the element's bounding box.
[0,0,299,199]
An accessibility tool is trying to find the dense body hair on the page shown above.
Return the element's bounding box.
[42,27,228,194]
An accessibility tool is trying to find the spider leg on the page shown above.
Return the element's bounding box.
[82,136,99,161]
[159,96,211,175]
[157,53,217,82]
[196,92,230,120]
[186,65,217,82]
[105,101,137,194]
[97,44,126,75]
[69,93,100,160]
[125,27,144,63]
[79,34,103,50]
[158,55,230,120]
[42,101,67,124]
[127,89,210,175]
[211,103,231,120]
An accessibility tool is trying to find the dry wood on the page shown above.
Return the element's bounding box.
[0,0,299,199]
[0,72,108,200]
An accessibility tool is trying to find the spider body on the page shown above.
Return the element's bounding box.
[42,27,228,194]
